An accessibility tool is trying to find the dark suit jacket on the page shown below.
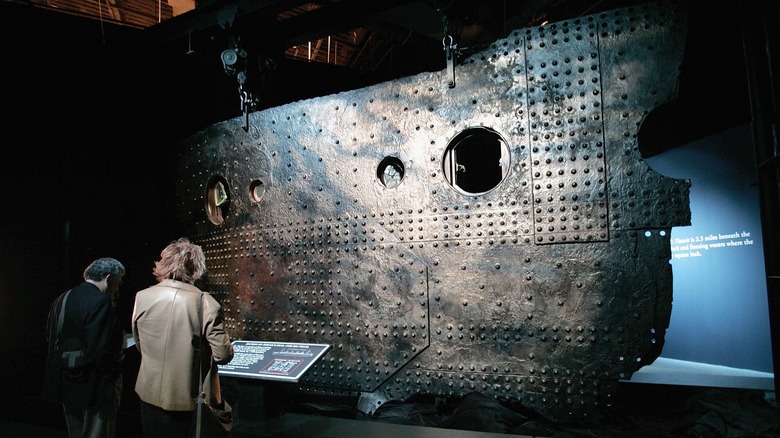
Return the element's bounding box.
[42,281,122,408]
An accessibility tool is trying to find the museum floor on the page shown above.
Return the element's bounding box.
[3,382,779,438]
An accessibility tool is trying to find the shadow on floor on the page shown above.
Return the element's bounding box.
[3,384,778,437]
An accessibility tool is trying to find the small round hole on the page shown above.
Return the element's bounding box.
[250,180,266,203]
[377,156,405,189]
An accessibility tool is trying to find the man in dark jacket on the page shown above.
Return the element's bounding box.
[43,257,126,438]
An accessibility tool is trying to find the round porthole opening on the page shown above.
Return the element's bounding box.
[206,175,230,225]
[377,156,405,189]
[443,127,510,195]
[249,180,266,203]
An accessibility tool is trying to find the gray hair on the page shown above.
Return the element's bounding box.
[83,257,126,281]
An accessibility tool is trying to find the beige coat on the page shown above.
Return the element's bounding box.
[132,280,234,411]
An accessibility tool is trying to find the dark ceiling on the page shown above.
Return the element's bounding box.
[1,0,752,157]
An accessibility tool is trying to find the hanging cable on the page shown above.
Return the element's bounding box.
[97,0,106,45]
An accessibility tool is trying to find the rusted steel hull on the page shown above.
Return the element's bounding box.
[175,1,690,420]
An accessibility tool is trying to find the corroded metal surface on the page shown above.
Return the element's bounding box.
[175,1,690,421]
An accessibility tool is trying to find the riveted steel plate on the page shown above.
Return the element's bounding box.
[175,0,690,421]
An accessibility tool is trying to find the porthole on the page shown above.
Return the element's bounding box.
[443,127,510,195]
[249,180,266,203]
[205,175,230,225]
[377,156,405,189]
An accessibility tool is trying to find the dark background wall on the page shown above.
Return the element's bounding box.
[0,4,178,421]
[0,1,432,421]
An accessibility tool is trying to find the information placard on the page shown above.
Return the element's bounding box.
[218,340,331,382]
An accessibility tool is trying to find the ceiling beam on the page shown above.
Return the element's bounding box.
[138,0,424,52]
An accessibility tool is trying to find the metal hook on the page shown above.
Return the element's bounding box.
[186,31,194,55]
[240,90,251,132]
[443,35,458,88]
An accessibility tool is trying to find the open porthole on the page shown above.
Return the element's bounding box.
[377,156,405,189]
[205,175,230,225]
[443,127,510,195]
[249,179,266,203]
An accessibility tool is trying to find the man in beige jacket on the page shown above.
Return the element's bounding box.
[132,238,234,438]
